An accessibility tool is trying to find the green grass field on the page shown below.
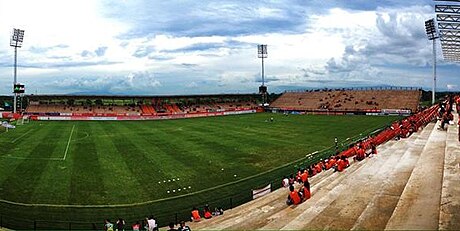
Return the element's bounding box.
[0,113,400,228]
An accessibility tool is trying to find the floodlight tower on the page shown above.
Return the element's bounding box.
[425,19,438,105]
[258,44,268,105]
[10,28,25,114]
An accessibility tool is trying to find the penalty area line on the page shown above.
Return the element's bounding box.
[1,156,62,161]
[11,129,34,143]
[62,125,75,161]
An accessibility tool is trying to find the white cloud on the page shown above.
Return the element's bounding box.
[447,84,458,91]
[0,1,457,95]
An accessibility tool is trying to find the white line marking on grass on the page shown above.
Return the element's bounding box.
[71,131,90,142]
[62,125,75,161]
[1,155,62,161]
[11,129,34,143]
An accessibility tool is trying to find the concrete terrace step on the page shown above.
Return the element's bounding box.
[260,132,420,230]
[385,120,447,230]
[439,113,460,230]
[213,154,378,230]
[192,134,399,230]
[351,122,436,230]
[280,128,424,230]
[190,148,348,230]
[256,139,408,230]
[253,156,375,230]
[190,127,423,230]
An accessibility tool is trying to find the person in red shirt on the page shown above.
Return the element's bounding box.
[328,156,337,168]
[315,162,323,173]
[300,181,311,201]
[203,205,212,219]
[344,156,350,168]
[191,207,201,222]
[286,185,302,205]
[335,157,345,172]
[300,169,308,183]
[354,144,366,161]
[296,169,302,184]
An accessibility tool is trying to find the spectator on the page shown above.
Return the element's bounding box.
[142,219,148,231]
[286,185,302,206]
[104,219,114,231]
[296,169,302,184]
[212,207,224,216]
[288,174,295,186]
[335,156,345,172]
[343,156,350,168]
[315,162,322,174]
[300,169,308,184]
[116,218,125,231]
[327,156,336,169]
[147,215,157,231]
[308,164,316,177]
[440,112,450,130]
[334,137,338,151]
[300,181,311,201]
[177,221,191,231]
[371,144,377,156]
[282,176,289,188]
[354,145,365,162]
[132,221,140,231]
[204,205,213,219]
[167,222,177,231]
[458,118,460,142]
[191,207,201,222]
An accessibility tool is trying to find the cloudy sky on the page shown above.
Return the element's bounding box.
[0,0,458,95]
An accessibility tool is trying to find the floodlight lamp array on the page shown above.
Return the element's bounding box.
[257,44,268,58]
[425,19,438,40]
[435,0,460,62]
[10,28,25,47]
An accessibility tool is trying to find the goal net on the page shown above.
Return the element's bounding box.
[15,116,30,125]
[0,121,14,133]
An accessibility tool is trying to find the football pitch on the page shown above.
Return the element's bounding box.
[0,113,400,227]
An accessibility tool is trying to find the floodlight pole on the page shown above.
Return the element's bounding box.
[13,44,18,114]
[258,44,268,105]
[425,19,438,105]
[261,55,265,86]
[432,39,436,105]
[10,28,24,114]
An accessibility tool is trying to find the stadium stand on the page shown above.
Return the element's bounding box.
[270,87,421,113]
[189,104,460,230]
[23,94,261,120]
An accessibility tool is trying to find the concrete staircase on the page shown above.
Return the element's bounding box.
[189,118,460,230]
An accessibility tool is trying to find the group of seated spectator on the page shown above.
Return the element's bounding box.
[166,221,192,231]
[438,99,455,131]
[284,103,440,207]
[191,205,224,222]
[103,218,129,231]
[103,215,192,231]
[104,216,193,231]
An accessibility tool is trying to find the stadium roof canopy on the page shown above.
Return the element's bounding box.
[435,0,460,63]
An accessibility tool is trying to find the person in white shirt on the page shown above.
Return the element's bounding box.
[147,215,157,231]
